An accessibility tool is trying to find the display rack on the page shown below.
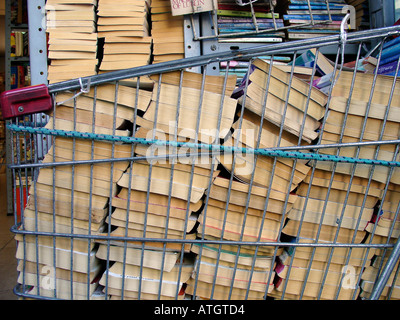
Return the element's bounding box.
[184,0,374,76]
[3,0,400,302]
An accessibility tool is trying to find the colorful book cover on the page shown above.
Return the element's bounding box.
[218,22,285,29]
[283,14,346,21]
[218,9,279,19]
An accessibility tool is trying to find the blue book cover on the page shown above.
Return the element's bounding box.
[288,28,339,33]
[288,4,346,10]
[283,14,345,21]
[383,36,400,50]
[381,42,400,60]
[379,52,400,66]
[376,60,400,74]
[289,1,346,7]
[384,70,400,76]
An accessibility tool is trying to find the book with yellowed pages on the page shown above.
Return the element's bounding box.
[16,260,101,300]
[185,278,266,300]
[359,245,400,300]
[197,204,282,243]
[190,243,276,271]
[98,258,194,298]
[238,58,327,143]
[116,161,217,203]
[112,188,203,220]
[272,239,364,300]
[137,71,238,144]
[217,134,311,194]
[96,244,180,272]
[45,1,98,83]
[16,240,100,274]
[288,196,375,231]
[97,0,151,73]
[281,219,367,244]
[96,227,194,253]
[208,176,297,214]
[273,275,360,300]
[151,0,185,63]
[190,255,275,296]
[277,237,376,269]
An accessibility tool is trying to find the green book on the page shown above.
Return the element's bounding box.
[217,9,279,19]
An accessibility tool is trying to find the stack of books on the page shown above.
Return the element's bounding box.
[94,155,206,299]
[365,186,400,241]
[45,0,98,84]
[150,0,185,64]
[92,70,238,299]
[189,171,290,299]
[317,71,400,186]
[359,182,400,300]
[96,244,193,299]
[188,243,278,299]
[237,58,327,144]
[283,0,351,40]
[359,231,400,299]
[187,57,328,300]
[218,55,313,83]
[375,36,400,77]
[271,169,383,299]
[15,82,153,299]
[270,62,400,300]
[136,70,238,144]
[97,0,152,73]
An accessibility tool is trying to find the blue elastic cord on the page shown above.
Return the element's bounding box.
[7,124,400,168]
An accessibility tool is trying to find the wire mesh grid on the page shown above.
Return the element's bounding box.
[4,25,400,300]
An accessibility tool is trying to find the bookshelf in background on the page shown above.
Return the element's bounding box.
[6,0,30,91]
[4,0,32,215]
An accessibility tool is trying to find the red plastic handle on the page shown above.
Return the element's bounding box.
[0,84,53,120]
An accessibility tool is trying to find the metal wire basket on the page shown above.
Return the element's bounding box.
[2,24,400,300]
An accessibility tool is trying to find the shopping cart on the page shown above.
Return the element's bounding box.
[2,25,400,300]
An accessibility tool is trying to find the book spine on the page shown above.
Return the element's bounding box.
[217,4,271,12]
[10,66,18,89]
[384,70,400,76]
[289,0,346,5]
[218,17,282,23]
[217,10,279,18]
[218,22,284,29]
[382,37,400,50]
[283,14,345,21]
[376,60,400,74]
[288,4,346,10]
[286,19,343,24]
[381,42,400,60]
[379,52,400,66]
[217,30,284,38]
[287,28,339,33]
[287,10,345,15]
